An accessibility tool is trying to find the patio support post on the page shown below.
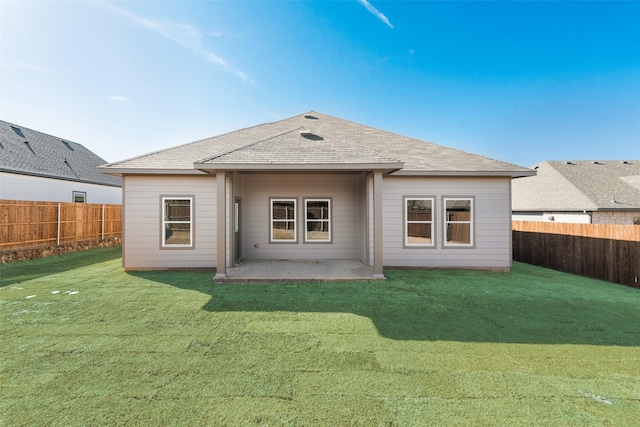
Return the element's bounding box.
[373,170,385,279]
[215,170,227,279]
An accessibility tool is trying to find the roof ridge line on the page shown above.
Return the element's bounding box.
[102,120,288,168]
[310,112,529,170]
[0,119,88,151]
[195,126,303,164]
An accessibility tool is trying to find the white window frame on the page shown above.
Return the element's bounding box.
[304,198,332,243]
[404,197,435,247]
[162,196,193,248]
[443,197,474,247]
[270,198,297,243]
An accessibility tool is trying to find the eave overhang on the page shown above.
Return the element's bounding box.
[98,167,208,177]
[2,168,122,187]
[194,161,405,173]
[391,169,537,178]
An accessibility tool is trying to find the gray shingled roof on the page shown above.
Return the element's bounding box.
[0,120,121,187]
[101,111,533,177]
[512,160,640,211]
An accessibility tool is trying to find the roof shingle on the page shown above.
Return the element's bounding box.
[0,120,121,187]
[512,160,640,211]
[101,111,532,177]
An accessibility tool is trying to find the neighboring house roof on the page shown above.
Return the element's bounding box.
[101,111,534,177]
[0,120,121,187]
[512,160,640,212]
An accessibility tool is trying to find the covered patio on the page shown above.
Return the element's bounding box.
[216,259,381,282]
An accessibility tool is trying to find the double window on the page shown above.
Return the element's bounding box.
[403,196,474,248]
[270,198,332,243]
[162,197,193,248]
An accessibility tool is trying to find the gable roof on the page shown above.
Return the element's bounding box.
[101,111,534,177]
[0,120,121,187]
[512,160,640,212]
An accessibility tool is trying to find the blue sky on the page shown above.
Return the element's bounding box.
[1,0,639,167]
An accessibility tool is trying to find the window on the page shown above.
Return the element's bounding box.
[405,197,434,247]
[444,197,474,247]
[270,198,297,242]
[72,191,86,203]
[162,197,193,247]
[305,199,331,243]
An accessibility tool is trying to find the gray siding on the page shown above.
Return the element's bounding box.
[122,175,216,269]
[382,177,512,268]
[240,173,362,260]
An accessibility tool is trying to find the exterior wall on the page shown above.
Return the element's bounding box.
[592,211,640,225]
[122,175,216,270]
[382,176,512,269]
[239,173,362,260]
[0,172,121,204]
[512,211,591,224]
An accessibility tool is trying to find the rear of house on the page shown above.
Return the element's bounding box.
[101,112,533,276]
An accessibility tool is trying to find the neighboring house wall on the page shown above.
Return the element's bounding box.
[592,211,640,225]
[237,173,363,261]
[512,212,592,224]
[122,175,216,270]
[383,177,512,269]
[512,211,640,224]
[0,172,122,204]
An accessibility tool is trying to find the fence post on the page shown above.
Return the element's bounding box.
[101,204,105,240]
[56,202,61,246]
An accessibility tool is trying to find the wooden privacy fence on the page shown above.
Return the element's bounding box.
[512,221,640,288]
[0,200,122,251]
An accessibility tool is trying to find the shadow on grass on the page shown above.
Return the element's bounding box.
[0,246,122,287]
[130,263,640,346]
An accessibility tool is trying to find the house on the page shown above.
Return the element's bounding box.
[512,160,640,224]
[99,111,534,277]
[0,120,122,204]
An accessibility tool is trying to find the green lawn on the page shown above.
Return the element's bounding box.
[1,247,639,426]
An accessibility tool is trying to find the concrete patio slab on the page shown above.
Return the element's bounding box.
[217,259,383,282]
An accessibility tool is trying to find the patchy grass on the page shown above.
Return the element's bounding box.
[1,247,639,426]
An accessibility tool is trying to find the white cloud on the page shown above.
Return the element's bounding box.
[97,1,252,83]
[357,0,393,29]
[108,96,131,104]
